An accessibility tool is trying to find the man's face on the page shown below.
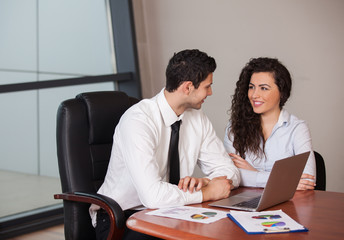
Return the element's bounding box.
[187,73,213,110]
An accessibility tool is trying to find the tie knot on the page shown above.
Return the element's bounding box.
[171,120,181,132]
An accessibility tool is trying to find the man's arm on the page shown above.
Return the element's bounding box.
[178,176,234,202]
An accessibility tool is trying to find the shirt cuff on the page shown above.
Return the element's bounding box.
[239,169,269,188]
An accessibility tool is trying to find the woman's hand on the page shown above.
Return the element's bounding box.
[229,153,258,171]
[297,173,316,190]
[178,176,210,193]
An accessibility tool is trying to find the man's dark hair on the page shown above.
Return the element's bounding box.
[165,49,216,92]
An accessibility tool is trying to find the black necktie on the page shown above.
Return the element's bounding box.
[168,120,181,185]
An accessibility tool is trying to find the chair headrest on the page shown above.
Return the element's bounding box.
[76,91,132,144]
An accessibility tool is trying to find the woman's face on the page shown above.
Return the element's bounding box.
[248,72,281,117]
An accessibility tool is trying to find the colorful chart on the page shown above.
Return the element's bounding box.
[202,212,217,217]
[191,214,208,220]
[261,221,286,227]
[252,215,281,220]
[190,211,217,220]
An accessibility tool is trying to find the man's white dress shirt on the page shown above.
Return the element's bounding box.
[90,89,240,226]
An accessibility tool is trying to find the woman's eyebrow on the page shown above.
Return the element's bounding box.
[258,83,271,87]
[249,83,271,87]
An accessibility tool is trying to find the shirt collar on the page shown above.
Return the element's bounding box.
[269,109,290,138]
[157,88,184,127]
[277,108,291,127]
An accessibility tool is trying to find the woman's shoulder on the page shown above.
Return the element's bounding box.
[281,110,310,133]
[282,109,306,124]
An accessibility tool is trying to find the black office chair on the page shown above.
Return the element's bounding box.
[54,91,139,240]
[314,151,326,191]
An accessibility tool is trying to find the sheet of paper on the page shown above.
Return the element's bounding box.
[228,209,307,233]
[146,206,228,224]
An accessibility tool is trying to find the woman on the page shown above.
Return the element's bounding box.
[224,57,316,190]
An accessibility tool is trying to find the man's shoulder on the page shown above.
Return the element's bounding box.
[121,96,160,123]
[131,97,159,114]
[182,109,212,129]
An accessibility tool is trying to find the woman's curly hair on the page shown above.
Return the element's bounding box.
[229,57,292,159]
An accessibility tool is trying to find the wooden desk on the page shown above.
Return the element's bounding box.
[127,188,344,239]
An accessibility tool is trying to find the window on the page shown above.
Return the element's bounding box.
[0,0,140,238]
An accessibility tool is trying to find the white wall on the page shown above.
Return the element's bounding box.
[133,0,344,192]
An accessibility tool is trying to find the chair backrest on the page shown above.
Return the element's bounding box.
[56,91,139,240]
[314,151,326,191]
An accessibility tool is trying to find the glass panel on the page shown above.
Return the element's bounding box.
[0,171,61,217]
[39,0,116,75]
[0,90,38,174]
[0,0,37,71]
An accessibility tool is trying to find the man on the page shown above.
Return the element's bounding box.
[90,49,240,239]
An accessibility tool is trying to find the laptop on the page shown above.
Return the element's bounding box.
[209,151,310,211]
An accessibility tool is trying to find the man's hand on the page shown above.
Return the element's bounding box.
[229,153,257,171]
[201,176,233,202]
[297,173,316,190]
[178,176,210,193]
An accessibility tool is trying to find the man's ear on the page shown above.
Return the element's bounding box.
[181,81,193,94]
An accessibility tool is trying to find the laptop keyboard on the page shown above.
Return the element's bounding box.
[233,196,261,208]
